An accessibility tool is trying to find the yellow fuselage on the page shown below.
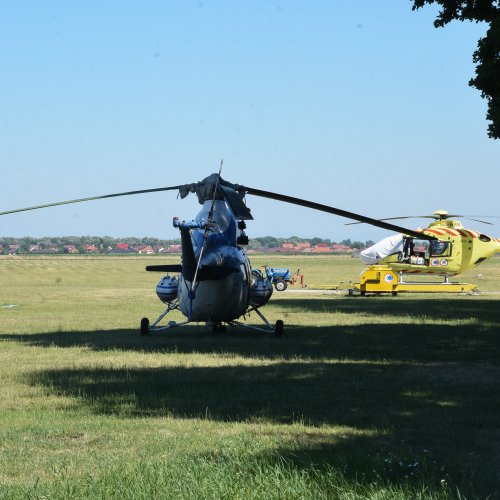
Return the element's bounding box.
[380,220,500,276]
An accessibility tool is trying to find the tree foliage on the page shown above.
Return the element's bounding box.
[412,0,500,138]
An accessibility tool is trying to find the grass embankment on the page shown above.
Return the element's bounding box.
[0,255,499,498]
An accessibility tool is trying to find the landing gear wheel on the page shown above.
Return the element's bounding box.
[274,319,284,338]
[140,317,150,336]
[274,280,287,292]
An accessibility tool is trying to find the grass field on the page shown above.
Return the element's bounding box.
[0,254,499,499]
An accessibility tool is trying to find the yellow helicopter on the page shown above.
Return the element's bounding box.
[354,210,500,294]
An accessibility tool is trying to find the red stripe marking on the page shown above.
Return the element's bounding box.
[465,230,477,239]
[427,229,446,235]
[458,230,468,237]
[442,229,459,236]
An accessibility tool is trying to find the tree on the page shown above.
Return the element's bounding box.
[254,236,281,248]
[411,1,500,138]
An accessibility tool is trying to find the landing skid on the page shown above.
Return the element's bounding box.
[139,301,284,337]
[351,266,479,296]
[140,299,193,335]
[229,306,284,337]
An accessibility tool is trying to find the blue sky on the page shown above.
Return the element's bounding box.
[1,1,498,242]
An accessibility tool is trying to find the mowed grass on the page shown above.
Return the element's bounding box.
[0,254,499,499]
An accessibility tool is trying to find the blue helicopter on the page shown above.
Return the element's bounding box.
[0,170,432,336]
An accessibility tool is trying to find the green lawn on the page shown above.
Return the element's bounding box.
[0,255,499,499]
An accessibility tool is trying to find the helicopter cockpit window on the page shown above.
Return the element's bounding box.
[413,240,429,254]
[412,240,430,257]
[406,239,429,265]
[400,237,452,265]
[430,240,450,256]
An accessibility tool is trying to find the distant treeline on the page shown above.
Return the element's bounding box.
[0,235,375,254]
[250,236,374,250]
[0,236,180,254]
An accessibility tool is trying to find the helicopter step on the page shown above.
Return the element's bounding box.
[351,265,479,295]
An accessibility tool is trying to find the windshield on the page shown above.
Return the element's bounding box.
[430,240,450,256]
[412,240,430,255]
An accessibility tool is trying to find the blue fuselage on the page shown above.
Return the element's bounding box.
[177,200,251,322]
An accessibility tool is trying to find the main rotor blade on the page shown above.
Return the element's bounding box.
[242,186,436,240]
[463,217,495,225]
[0,185,184,216]
[346,215,496,226]
[345,215,436,226]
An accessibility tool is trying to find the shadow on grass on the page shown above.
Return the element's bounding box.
[25,355,500,497]
[1,297,499,362]
[0,326,498,364]
[273,295,500,323]
[4,297,500,497]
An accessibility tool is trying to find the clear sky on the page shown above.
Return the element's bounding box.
[1,1,498,242]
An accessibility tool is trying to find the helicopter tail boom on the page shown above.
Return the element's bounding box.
[146,265,183,273]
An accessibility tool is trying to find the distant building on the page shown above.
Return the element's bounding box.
[42,246,60,254]
[311,245,333,253]
[295,242,311,251]
[166,244,181,253]
[261,247,281,253]
[64,244,79,254]
[331,244,354,253]
[84,244,99,253]
[110,243,137,254]
[138,245,155,254]
[8,244,20,255]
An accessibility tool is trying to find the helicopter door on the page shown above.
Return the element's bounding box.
[401,238,430,265]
